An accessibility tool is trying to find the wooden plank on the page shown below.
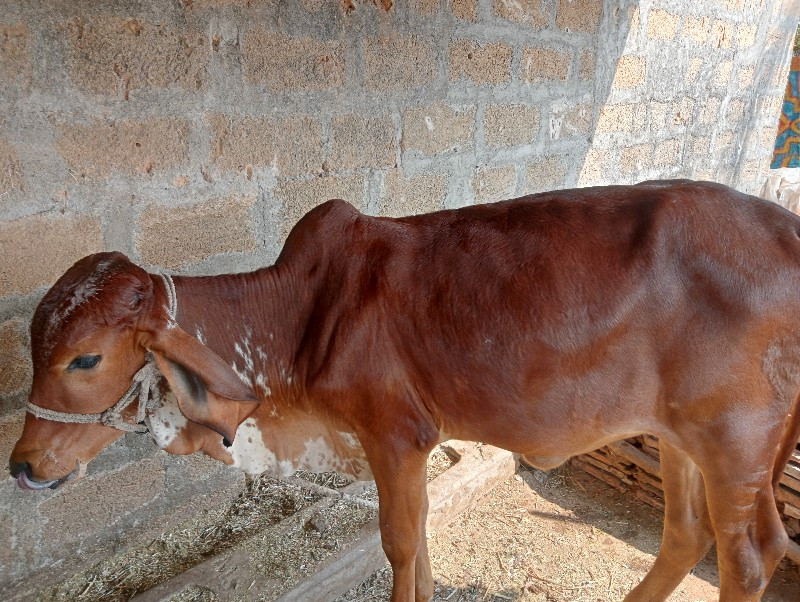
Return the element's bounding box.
[778,484,800,509]
[572,458,628,493]
[581,454,633,485]
[783,503,800,520]
[786,537,800,566]
[779,470,800,494]
[607,440,662,478]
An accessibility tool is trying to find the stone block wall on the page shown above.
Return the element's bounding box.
[0,0,797,595]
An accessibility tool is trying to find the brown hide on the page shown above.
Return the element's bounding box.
[10,180,800,601]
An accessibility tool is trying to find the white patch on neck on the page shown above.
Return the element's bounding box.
[226,418,293,477]
[194,327,206,345]
[232,336,261,387]
[255,373,271,396]
[146,392,187,449]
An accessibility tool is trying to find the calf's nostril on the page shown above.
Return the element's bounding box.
[9,459,31,479]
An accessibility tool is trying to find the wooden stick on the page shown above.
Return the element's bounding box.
[607,440,662,478]
[572,458,628,493]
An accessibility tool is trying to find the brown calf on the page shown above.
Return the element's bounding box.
[9,180,800,601]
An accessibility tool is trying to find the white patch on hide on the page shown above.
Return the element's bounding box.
[194,327,206,345]
[295,437,343,473]
[227,418,293,477]
[232,336,258,386]
[255,373,271,396]
[146,392,187,448]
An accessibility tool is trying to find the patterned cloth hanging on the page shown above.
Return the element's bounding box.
[772,55,800,168]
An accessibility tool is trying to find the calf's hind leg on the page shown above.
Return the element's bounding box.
[701,454,787,601]
[624,441,714,602]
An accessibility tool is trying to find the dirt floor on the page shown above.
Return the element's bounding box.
[38,452,800,601]
[339,463,800,602]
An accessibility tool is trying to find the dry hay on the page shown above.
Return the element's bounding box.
[37,476,320,602]
[35,447,456,602]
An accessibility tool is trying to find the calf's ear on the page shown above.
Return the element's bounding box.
[147,327,258,444]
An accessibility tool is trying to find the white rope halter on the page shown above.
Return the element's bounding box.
[25,273,177,434]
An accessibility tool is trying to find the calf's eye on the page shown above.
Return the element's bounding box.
[68,355,101,371]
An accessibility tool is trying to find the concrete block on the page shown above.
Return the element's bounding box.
[329,114,396,170]
[0,518,17,574]
[275,174,365,240]
[364,34,436,91]
[648,101,669,132]
[556,0,602,33]
[0,137,23,195]
[766,26,784,50]
[472,165,517,203]
[596,104,634,133]
[452,0,477,22]
[0,22,31,87]
[136,196,257,269]
[402,102,475,155]
[725,97,745,123]
[698,97,722,126]
[243,31,344,91]
[521,47,570,83]
[209,114,323,176]
[715,130,734,152]
[55,118,189,178]
[684,16,710,45]
[741,158,768,191]
[577,148,612,186]
[379,170,447,217]
[620,143,654,174]
[713,59,734,88]
[738,65,755,88]
[0,411,25,470]
[0,321,30,398]
[654,139,681,167]
[579,50,595,81]
[671,97,694,127]
[685,56,702,84]
[167,452,230,481]
[646,9,679,40]
[690,136,711,157]
[493,0,548,29]
[550,103,592,139]
[38,457,165,541]
[450,40,512,85]
[710,19,734,49]
[735,23,757,49]
[410,0,439,15]
[611,55,646,90]
[65,17,208,96]
[484,104,540,148]
[525,155,567,194]
[0,214,102,296]
[759,126,778,150]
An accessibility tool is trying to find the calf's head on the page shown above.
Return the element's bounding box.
[9,252,257,491]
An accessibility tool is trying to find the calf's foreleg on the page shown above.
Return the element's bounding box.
[366,439,433,602]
